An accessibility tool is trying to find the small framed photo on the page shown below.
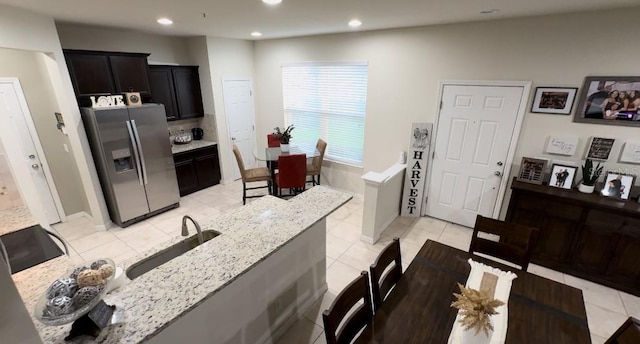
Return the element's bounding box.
[548,164,577,190]
[531,87,578,115]
[517,157,548,185]
[601,172,636,200]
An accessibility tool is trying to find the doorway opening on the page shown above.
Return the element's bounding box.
[423,81,531,227]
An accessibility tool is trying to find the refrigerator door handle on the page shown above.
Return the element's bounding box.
[131,120,149,185]
[126,120,144,186]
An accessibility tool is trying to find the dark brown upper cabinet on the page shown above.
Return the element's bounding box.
[149,65,204,121]
[64,50,151,100]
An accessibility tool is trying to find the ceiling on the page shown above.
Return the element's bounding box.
[2,0,639,40]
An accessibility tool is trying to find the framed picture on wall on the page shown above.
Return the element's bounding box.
[601,172,636,200]
[531,87,578,115]
[516,157,548,185]
[573,76,640,127]
[548,164,577,190]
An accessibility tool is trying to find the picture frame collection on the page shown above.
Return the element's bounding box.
[517,135,639,201]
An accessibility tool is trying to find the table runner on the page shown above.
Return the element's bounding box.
[447,259,518,344]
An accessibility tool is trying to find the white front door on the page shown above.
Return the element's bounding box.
[0,80,61,225]
[425,84,525,227]
[223,79,256,180]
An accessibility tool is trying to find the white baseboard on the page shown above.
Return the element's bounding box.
[360,234,376,244]
[65,211,90,221]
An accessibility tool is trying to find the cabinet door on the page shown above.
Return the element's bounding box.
[149,67,179,121]
[110,55,151,95]
[195,152,221,189]
[605,218,640,288]
[572,210,621,274]
[174,160,198,197]
[508,193,581,265]
[65,53,115,96]
[172,67,204,119]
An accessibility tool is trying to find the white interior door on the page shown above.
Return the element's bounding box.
[425,84,524,228]
[223,79,256,180]
[0,80,61,225]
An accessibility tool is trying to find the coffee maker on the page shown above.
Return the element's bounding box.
[191,128,204,140]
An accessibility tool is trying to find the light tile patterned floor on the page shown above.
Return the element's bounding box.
[45,181,638,344]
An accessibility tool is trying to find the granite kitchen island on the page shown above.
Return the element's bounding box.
[13,186,351,344]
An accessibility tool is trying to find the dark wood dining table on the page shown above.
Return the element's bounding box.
[355,240,591,344]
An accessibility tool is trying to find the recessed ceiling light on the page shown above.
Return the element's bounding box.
[348,19,362,28]
[262,0,282,5]
[480,9,499,14]
[157,18,173,25]
[251,31,263,37]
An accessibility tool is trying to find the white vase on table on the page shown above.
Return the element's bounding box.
[280,143,290,152]
[461,321,493,344]
[578,183,595,194]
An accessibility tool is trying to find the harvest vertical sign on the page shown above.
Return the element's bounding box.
[401,123,432,217]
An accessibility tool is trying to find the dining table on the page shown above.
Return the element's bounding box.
[355,240,591,344]
[253,145,320,195]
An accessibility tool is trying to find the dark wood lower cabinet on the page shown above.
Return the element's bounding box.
[506,179,640,296]
[173,145,221,196]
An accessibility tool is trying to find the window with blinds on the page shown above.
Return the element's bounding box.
[282,62,368,166]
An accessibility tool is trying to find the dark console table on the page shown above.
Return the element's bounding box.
[506,178,640,296]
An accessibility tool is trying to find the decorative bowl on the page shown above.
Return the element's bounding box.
[34,258,116,326]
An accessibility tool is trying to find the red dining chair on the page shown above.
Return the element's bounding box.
[267,134,281,172]
[275,154,306,196]
[267,134,280,148]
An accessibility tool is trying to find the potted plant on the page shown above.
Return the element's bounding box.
[578,159,603,193]
[273,125,294,152]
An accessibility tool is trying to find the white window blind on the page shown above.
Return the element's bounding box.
[282,62,368,166]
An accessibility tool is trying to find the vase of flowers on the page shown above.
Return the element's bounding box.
[273,125,294,152]
[451,283,504,344]
[579,159,603,194]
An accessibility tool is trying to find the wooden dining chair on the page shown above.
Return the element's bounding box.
[469,215,539,271]
[232,144,271,205]
[370,237,402,312]
[605,317,640,344]
[306,138,327,186]
[323,271,374,344]
[275,154,306,196]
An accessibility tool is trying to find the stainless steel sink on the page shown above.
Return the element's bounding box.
[126,230,220,280]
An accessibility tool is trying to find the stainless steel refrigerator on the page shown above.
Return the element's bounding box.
[81,104,179,227]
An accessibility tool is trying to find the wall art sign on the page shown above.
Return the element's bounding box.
[401,123,432,217]
[574,76,640,127]
[586,137,615,161]
[90,95,125,108]
[620,141,640,164]
[545,136,578,156]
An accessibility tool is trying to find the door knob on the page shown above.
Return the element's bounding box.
[28,154,36,159]
[32,164,39,170]
[494,171,502,177]
[231,137,236,141]
[497,161,503,166]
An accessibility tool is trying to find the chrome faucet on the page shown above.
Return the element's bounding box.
[181,215,204,245]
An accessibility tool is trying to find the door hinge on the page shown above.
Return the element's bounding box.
[432,151,435,159]
[439,101,443,109]
[250,90,253,96]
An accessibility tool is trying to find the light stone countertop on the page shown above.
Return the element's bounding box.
[170,140,217,155]
[0,205,38,236]
[12,186,351,344]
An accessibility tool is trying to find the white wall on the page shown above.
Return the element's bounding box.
[56,23,192,65]
[205,37,255,182]
[254,7,640,210]
[0,4,109,227]
[0,48,88,215]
